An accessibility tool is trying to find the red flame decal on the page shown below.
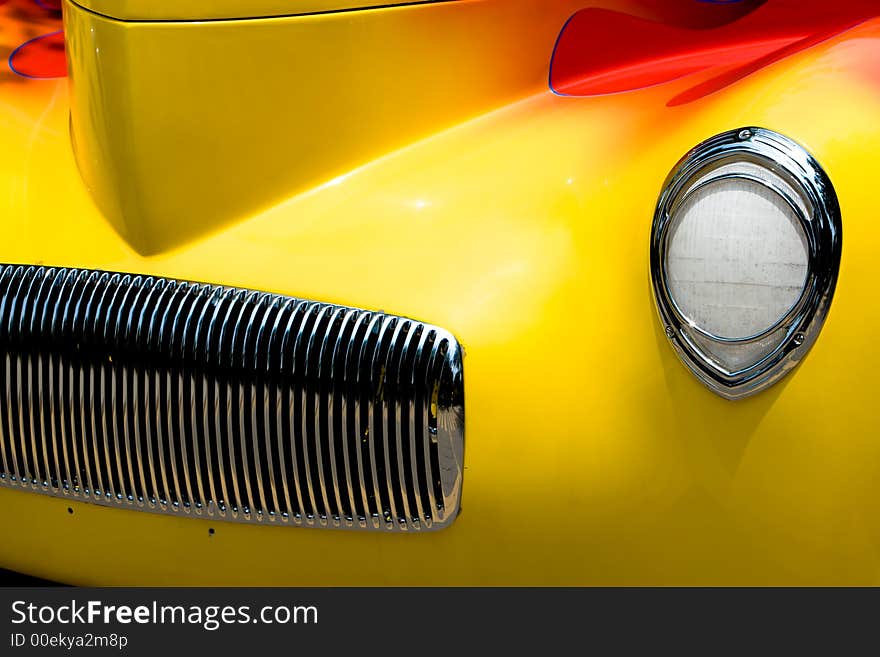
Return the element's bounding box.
[3,0,66,79]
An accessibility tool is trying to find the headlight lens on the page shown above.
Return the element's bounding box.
[665,175,809,340]
[651,128,841,399]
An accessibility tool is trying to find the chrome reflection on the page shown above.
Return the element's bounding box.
[0,265,464,531]
[651,127,842,400]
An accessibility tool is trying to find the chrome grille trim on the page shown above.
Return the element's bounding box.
[0,265,464,531]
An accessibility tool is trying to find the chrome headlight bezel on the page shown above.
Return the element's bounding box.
[651,127,842,400]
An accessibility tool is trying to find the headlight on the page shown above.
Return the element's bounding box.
[651,128,842,399]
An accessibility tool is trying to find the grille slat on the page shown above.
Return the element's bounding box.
[353,313,378,527]
[304,304,329,524]
[47,351,61,491]
[324,310,344,522]
[394,322,417,528]
[181,285,207,513]
[219,290,242,516]
[333,308,355,523]
[202,288,226,515]
[35,271,56,490]
[422,332,442,522]
[280,301,306,521]
[0,272,10,482]
[3,355,15,483]
[22,271,40,488]
[384,318,406,528]
[244,294,269,519]
[106,274,128,502]
[119,277,144,505]
[367,315,393,528]
[341,311,366,527]
[318,306,342,523]
[257,298,282,519]
[0,265,463,531]
[408,326,430,527]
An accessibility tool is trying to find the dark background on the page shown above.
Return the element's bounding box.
[0,568,56,586]
[0,587,873,656]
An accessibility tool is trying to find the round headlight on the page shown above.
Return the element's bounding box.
[666,172,810,340]
[651,128,841,399]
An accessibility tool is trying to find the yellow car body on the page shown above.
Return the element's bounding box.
[1,0,879,585]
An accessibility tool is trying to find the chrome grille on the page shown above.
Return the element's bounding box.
[0,265,464,531]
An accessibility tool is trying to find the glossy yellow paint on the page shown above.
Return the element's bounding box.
[65,0,586,253]
[63,0,752,254]
[1,5,880,584]
[73,0,466,21]
[69,0,754,23]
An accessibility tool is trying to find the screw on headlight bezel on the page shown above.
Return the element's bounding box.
[650,127,842,400]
